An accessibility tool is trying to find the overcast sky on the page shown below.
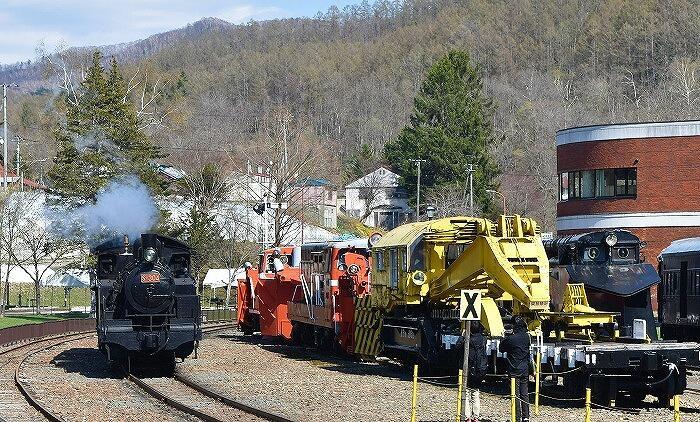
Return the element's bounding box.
[0,1,356,65]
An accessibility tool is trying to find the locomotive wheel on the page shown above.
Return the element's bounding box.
[617,390,646,407]
[563,373,586,397]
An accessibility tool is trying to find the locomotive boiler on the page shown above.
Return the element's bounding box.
[92,233,202,369]
[544,230,661,340]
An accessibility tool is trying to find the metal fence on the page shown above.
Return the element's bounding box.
[0,318,96,347]
[0,308,235,348]
[202,308,235,323]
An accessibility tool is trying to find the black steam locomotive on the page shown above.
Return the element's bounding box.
[544,229,660,339]
[92,233,202,369]
[659,237,700,342]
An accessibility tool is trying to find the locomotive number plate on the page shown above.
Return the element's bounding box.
[140,272,160,283]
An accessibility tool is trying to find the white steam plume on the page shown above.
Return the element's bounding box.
[73,176,159,243]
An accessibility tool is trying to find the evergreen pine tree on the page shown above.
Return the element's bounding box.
[48,51,162,202]
[384,50,501,214]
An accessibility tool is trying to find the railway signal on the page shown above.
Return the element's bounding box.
[459,289,481,422]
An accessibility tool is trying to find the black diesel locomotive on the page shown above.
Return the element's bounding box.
[92,233,202,369]
[659,237,700,342]
[545,230,660,339]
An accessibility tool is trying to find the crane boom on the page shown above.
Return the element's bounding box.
[429,234,550,311]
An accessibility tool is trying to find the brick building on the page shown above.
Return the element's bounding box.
[556,121,700,306]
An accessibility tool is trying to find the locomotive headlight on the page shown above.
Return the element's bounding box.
[143,247,157,262]
[585,247,599,260]
[617,247,630,259]
[347,264,360,275]
[368,232,383,247]
[412,270,426,286]
[605,233,618,246]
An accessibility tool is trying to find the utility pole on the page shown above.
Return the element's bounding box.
[15,137,20,176]
[409,159,426,222]
[467,163,475,216]
[2,84,7,189]
[486,189,506,214]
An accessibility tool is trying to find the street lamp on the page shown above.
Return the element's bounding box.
[408,159,426,222]
[486,189,506,214]
[426,205,436,220]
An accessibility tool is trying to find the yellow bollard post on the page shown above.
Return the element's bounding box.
[535,351,541,416]
[411,364,418,422]
[456,369,463,422]
[584,388,591,422]
[674,395,680,422]
[511,377,516,422]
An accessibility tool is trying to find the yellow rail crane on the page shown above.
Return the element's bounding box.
[355,215,613,365]
[353,215,699,403]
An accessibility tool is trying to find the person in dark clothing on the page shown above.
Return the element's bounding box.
[499,315,531,422]
[466,321,488,421]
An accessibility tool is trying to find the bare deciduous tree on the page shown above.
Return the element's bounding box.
[668,57,700,115]
[0,189,22,316]
[6,192,81,314]
[230,106,333,246]
[424,185,471,218]
[215,206,260,307]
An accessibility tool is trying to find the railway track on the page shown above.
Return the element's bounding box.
[1,331,94,422]
[125,323,294,422]
[4,321,236,421]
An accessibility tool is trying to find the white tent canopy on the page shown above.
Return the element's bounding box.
[0,264,56,284]
[44,270,90,288]
[203,268,245,289]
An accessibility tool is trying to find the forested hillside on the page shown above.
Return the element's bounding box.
[5,0,700,229]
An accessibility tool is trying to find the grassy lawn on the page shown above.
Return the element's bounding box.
[0,312,91,330]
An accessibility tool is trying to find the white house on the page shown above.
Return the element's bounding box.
[345,167,411,230]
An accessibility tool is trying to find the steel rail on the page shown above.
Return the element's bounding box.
[125,323,294,422]
[14,333,95,422]
[173,373,294,422]
[126,372,224,422]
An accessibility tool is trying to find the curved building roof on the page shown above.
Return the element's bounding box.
[556,120,700,146]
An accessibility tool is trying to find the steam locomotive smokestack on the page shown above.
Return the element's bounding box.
[123,234,130,254]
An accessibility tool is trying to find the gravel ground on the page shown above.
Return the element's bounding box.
[0,336,88,422]
[179,329,700,422]
[140,375,265,421]
[19,336,197,422]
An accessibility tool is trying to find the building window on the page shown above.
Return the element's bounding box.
[389,249,398,288]
[559,172,569,201]
[559,167,637,201]
[595,169,615,197]
[375,250,385,270]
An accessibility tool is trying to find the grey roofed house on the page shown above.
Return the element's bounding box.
[344,167,410,230]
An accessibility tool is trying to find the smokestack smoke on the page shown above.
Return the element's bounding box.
[71,176,159,244]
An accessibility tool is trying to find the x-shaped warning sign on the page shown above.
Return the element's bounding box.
[459,289,481,321]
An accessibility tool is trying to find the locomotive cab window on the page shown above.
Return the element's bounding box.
[98,255,116,277]
[389,249,398,288]
[375,250,385,271]
[408,239,425,271]
[170,254,190,277]
[446,244,467,268]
